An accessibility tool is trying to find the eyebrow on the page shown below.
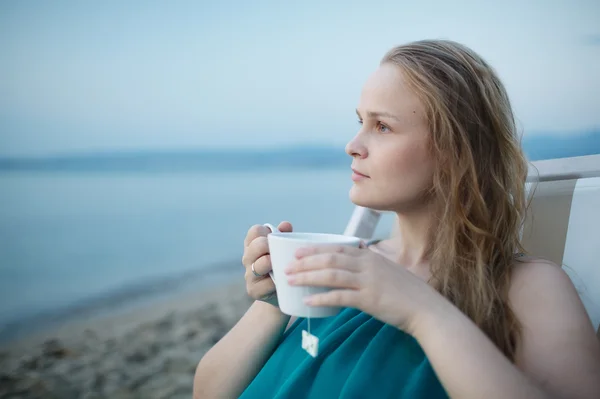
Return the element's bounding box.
[355,109,404,123]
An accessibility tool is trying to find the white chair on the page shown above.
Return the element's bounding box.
[522,175,600,333]
[344,154,600,335]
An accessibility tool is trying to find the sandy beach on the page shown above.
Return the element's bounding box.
[0,278,254,398]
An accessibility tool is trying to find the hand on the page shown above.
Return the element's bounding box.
[285,244,444,335]
[241,221,293,308]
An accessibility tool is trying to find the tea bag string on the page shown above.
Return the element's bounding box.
[301,284,318,357]
[307,299,311,335]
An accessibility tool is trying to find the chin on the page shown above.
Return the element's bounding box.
[349,185,425,212]
[349,186,390,211]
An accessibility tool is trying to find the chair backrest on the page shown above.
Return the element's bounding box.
[344,154,600,333]
[522,176,600,332]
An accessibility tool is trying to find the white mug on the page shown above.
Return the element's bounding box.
[263,223,362,318]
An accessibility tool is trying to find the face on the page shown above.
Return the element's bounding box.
[346,63,435,212]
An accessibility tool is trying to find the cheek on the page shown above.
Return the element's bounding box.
[349,137,435,210]
[386,139,433,180]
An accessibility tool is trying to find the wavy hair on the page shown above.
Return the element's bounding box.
[382,40,530,361]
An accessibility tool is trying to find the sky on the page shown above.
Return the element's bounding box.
[0,0,599,157]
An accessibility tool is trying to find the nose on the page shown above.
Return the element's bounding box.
[345,132,368,159]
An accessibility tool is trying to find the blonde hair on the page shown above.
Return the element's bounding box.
[382,40,529,361]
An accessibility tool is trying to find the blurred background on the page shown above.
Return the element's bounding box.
[0,0,599,397]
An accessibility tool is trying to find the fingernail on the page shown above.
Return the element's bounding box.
[287,276,296,285]
[295,248,308,258]
[303,296,313,305]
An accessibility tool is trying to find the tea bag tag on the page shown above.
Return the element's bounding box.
[301,309,319,357]
[302,330,319,357]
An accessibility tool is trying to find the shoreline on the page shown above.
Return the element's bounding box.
[0,259,244,345]
[0,271,254,398]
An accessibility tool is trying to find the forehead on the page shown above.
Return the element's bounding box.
[358,63,424,120]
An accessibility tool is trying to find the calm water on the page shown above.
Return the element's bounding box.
[0,169,394,336]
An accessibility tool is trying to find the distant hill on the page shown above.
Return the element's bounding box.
[522,130,600,161]
[0,145,350,173]
[0,131,598,172]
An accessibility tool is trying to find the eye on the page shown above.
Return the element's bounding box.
[357,119,363,125]
[376,122,390,133]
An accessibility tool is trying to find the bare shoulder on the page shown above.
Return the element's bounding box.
[509,255,575,300]
[508,256,600,399]
[509,255,593,339]
[509,256,593,324]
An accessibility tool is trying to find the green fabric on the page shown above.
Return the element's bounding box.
[239,308,448,398]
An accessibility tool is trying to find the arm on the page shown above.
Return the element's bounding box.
[285,245,600,398]
[193,301,291,398]
[413,260,600,399]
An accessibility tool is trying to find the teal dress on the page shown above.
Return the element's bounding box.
[239,307,448,398]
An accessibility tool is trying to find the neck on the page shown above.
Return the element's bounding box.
[388,202,436,268]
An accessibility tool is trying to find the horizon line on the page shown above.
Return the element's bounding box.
[1,129,599,160]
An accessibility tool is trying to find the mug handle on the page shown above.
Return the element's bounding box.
[263,223,279,282]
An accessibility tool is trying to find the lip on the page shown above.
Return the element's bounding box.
[351,168,369,181]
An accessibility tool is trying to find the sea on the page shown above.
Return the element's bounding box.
[2,131,598,342]
[0,167,396,341]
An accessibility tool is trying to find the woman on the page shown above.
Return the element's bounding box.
[194,40,600,398]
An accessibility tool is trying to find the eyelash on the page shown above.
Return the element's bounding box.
[377,122,390,133]
[357,119,390,133]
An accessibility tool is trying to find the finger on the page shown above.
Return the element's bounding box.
[244,224,270,248]
[277,221,293,233]
[250,254,272,279]
[247,273,276,299]
[288,269,360,289]
[286,252,358,274]
[245,262,271,282]
[242,236,269,267]
[304,289,360,308]
[295,244,362,259]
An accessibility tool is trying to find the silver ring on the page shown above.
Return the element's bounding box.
[251,262,265,277]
